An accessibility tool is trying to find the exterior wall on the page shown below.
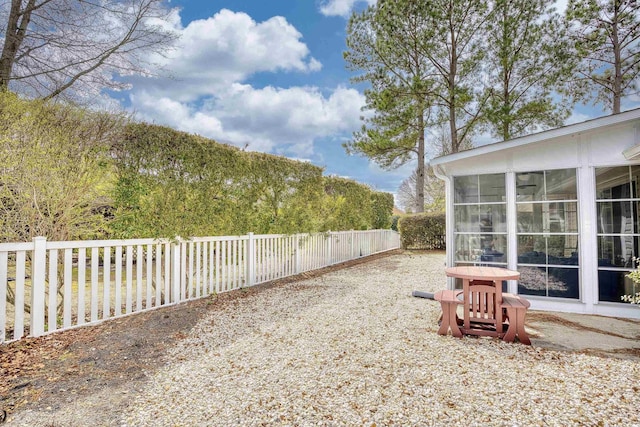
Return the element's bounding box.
[433,116,640,319]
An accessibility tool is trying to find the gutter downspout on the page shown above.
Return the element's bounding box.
[432,163,454,290]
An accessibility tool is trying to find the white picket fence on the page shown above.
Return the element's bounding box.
[0,230,400,343]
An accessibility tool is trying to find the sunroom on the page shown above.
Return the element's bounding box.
[430,108,640,319]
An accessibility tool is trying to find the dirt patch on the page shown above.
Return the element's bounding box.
[0,297,210,418]
[0,250,401,421]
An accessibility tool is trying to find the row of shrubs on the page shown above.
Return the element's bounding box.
[112,123,395,238]
[1,91,446,245]
[394,213,446,250]
[0,92,393,242]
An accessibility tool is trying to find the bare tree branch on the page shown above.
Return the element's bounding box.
[0,0,178,102]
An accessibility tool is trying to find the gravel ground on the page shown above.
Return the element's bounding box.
[8,251,640,426]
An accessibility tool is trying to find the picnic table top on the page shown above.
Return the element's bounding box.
[444,266,520,281]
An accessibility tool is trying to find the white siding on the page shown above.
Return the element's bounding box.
[433,110,640,319]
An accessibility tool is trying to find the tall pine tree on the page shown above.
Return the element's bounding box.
[565,0,640,113]
[419,0,490,153]
[484,0,571,140]
[344,1,436,213]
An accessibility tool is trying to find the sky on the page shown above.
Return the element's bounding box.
[112,0,638,209]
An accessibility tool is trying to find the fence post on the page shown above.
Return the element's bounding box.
[181,240,187,301]
[295,234,301,274]
[172,238,181,303]
[350,230,355,259]
[30,236,47,337]
[327,231,333,266]
[246,233,255,287]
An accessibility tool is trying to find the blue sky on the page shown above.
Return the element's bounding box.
[115,0,638,209]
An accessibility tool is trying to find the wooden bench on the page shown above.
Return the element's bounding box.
[434,290,462,338]
[501,293,531,345]
[433,290,531,345]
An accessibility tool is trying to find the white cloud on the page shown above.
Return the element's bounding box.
[139,9,321,102]
[130,91,226,138]
[319,0,376,17]
[622,94,640,111]
[123,8,367,157]
[129,84,367,156]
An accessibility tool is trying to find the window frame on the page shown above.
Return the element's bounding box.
[595,165,640,303]
[516,168,580,299]
[452,173,507,268]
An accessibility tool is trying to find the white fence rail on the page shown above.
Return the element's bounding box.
[0,230,400,343]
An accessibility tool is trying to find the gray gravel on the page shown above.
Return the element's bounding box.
[10,252,640,426]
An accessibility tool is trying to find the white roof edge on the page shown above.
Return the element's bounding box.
[430,107,640,166]
[623,143,640,160]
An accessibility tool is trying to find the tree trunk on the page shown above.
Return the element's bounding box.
[448,9,459,153]
[415,111,425,213]
[502,73,511,140]
[0,0,35,91]
[612,1,622,114]
[501,3,511,141]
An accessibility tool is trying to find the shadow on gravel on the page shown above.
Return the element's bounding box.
[0,250,401,422]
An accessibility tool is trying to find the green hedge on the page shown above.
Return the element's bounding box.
[0,92,122,243]
[111,123,247,237]
[398,213,446,250]
[0,95,396,242]
[390,215,401,232]
[371,192,394,229]
[321,176,372,231]
[110,123,394,238]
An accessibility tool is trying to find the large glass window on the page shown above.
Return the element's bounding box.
[595,166,640,302]
[516,169,579,299]
[453,174,507,267]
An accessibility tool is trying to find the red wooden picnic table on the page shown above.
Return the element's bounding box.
[435,266,530,344]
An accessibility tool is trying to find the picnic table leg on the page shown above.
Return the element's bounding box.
[437,302,451,335]
[448,304,462,338]
[437,301,462,338]
[514,307,531,345]
[503,306,517,342]
[503,306,531,345]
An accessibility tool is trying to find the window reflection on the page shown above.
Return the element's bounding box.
[517,235,546,264]
[455,204,507,233]
[517,266,547,296]
[455,234,507,264]
[516,170,577,201]
[518,235,578,266]
[517,202,578,233]
[454,176,479,203]
[596,166,640,303]
[596,201,636,234]
[516,168,579,299]
[598,270,639,302]
[597,236,637,268]
[453,174,506,267]
[516,172,545,201]
[517,266,579,298]
[455,205,479,232]
[548,268,579,298]
[479,174,505,203]
[596,167,633,199]
[546,169,578,200]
